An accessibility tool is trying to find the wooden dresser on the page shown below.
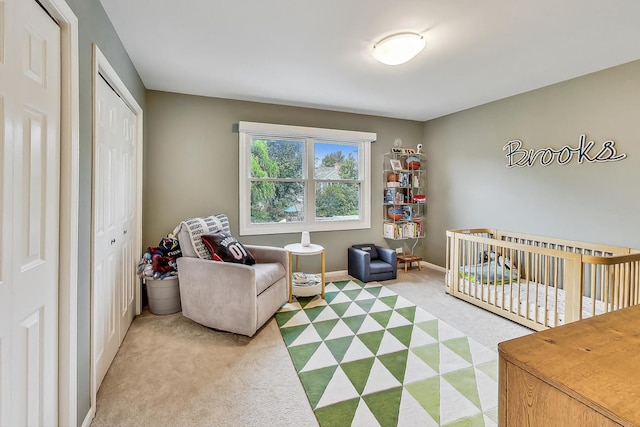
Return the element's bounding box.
[498,305,640,426]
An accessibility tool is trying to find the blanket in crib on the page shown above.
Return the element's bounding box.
[459,252,519,285]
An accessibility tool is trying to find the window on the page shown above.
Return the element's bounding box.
[238,122,375,235]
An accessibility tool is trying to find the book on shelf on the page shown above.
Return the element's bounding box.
[384,221,423,239]
[383,222,398,239]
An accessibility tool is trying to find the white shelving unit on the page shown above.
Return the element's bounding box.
[383,151,426,240]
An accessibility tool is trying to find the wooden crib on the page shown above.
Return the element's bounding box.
[446,228,640,331]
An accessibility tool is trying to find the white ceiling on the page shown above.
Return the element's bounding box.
[99,0,640,121]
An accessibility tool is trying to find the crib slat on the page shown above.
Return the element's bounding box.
[589,264,597,319]
[552,255,558,325]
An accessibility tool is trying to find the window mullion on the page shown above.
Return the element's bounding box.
[305,137,316,225]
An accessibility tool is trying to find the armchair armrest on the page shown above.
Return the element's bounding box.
[176,257,258,335]
[245,245,289,268]
[348,247,371,281]
[377,247,397,265]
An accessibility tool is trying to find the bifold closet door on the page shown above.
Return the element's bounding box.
[0,0,61,424]
[93,75,136,390]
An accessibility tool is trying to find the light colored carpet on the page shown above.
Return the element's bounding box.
[90,266,531,426]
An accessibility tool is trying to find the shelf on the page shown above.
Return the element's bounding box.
[292,281,322,297]
[384,151,425,240]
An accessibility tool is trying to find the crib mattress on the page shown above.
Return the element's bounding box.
[457,279,607,327]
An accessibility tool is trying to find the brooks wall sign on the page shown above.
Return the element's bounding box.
[503,134,627,168]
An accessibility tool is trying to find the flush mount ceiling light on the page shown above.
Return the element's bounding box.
[372,32,425,66]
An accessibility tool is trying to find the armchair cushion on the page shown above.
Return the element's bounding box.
[351,244,379,260]
[201,231,256,265]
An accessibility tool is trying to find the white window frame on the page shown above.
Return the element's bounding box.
[238,121,375,236]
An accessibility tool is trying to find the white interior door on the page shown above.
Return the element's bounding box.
[93,75,136,390]
[0,0,61,425]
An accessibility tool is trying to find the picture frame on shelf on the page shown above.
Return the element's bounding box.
[402,205,413,221]
[390,159,403,171]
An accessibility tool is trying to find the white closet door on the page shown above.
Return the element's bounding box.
[93,75,136,390]
[0,0,61,425]
[118,91,136,343]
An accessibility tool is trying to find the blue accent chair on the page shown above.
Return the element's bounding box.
[348,244,397,282]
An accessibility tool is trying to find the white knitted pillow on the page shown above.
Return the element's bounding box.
[174,214,230,259]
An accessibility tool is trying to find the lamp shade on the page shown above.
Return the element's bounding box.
[373,33,425,65]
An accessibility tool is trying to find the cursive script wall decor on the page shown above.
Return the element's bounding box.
[503,134,627,168]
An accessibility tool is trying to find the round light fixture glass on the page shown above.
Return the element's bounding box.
[372,32,425,66]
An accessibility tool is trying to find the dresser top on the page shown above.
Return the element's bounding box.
[498,305,640,425]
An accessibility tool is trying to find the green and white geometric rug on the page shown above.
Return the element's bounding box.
[276,280,499,427]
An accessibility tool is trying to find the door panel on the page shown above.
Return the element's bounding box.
[93,75,136,390]
[0,0,61,424]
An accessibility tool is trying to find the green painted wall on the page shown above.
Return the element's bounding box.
[424,59,640,266]
[62,0,145,423]
[144,91,424,273]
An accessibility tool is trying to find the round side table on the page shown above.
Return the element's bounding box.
[284,243,325,303]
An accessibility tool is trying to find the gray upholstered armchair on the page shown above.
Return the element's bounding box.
[348,244,397,282]
[175,214,288,337]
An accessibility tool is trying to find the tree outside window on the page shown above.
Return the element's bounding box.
[239,122,374,236]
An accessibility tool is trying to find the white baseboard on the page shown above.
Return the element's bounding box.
[421,261,446,273]
[325,270,349,279]
[80,407,95,427]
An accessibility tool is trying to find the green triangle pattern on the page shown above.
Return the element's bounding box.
[354,298,376,313]
[330,302,351,318]
[299,365,338,409]
[443,337,473,364]
[418,319,439,340]
[342,314,366,335]
[324,291,340,304]
[363,387,403,427]
[370,310,393,328]
[305,305,329,322]
[296,297,315,308]
[364,285,383,298]
[277,280,499,427]
[412,343,440,373]
[443,412,485,427]
[343,289,363,301]
[358,330,385,355]
[378,350,408,383]
[341,357,375,394]
[396,306,417,323]
[279,324,308,346]
[379,295,398,309]
[387,325,413,348]
[443,367,482,409]
[313,319,340,340]
[288,341,322,372]
[313,397,359,427]
[325,336,354,364]
[405,376,441,423]
[275,309,298,327]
